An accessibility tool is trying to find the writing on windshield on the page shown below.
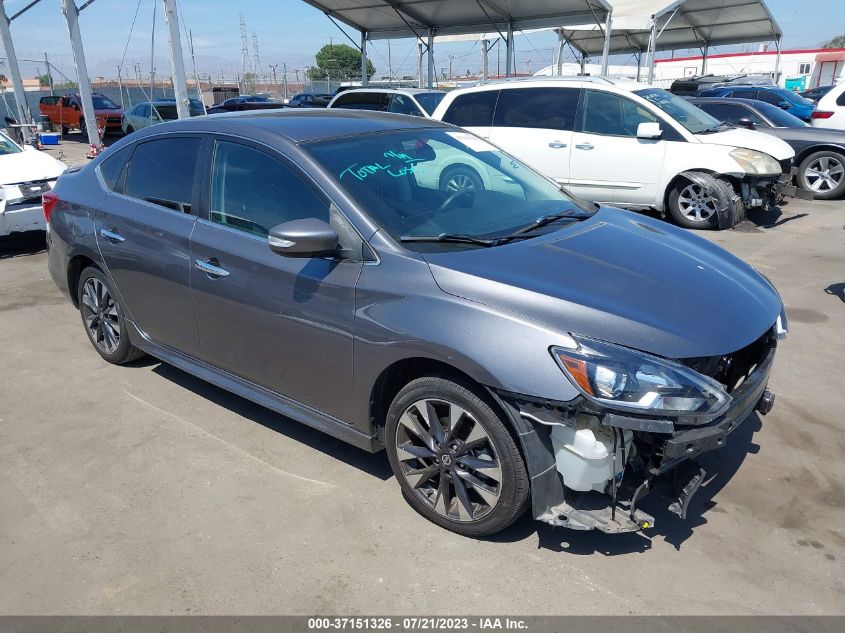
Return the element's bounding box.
[339,150,424,181]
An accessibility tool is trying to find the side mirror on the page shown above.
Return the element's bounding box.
[737,117,756,130]
[268,218,339,258]
[636,122,663,140]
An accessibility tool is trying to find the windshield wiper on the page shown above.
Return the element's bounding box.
[697,121,735,134]
[503,209,588,239]
[400,233,498,247]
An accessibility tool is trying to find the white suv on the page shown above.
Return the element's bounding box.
[810,81,845,130]
[432,77,796,229]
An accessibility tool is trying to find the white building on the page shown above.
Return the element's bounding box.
[653,47,845,90]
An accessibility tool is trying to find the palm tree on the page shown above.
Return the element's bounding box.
[823,35,845,48]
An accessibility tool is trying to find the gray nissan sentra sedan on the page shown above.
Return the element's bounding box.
[45,110,787,537]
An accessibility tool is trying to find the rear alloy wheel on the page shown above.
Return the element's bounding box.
[385,376,529,536]
[667,179,721,229]
[77,267,145,364]
[799,151,845,200]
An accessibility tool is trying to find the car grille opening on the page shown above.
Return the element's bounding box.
[680,327,776,393]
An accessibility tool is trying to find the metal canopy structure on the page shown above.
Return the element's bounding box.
[560,1,783,82]
[302,0,611,86]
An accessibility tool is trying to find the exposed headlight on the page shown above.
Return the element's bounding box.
[551,336,731,417]
[729,148,781,175]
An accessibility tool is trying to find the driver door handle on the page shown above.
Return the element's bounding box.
[548,141,567,149]
[194,258,230,278]
[575,143,595,150]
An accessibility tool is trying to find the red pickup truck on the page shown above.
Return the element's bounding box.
[39,93,124,136]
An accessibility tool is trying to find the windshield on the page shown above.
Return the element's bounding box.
[753,101,809,127]
[635,88,720,133]
[414,92,446,115]
[0,131,22,155]
[92,95,120,109]
[777,88,813,106]
[306,129,594,251]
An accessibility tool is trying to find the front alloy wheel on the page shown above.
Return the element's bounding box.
[395,398,502,522]
[677,183,718,223]
[385,376,529,536]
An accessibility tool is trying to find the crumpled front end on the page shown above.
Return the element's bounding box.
[492,323,783,534]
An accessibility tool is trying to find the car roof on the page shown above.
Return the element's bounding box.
[335,88,444,96]
[444,76,646,95]
[689,97,763,107]
[133,109,449,144]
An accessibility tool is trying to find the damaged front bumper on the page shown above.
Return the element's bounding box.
[491,331,778,534]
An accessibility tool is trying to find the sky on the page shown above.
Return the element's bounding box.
[1,0,843,84]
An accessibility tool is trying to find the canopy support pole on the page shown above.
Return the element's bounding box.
[162,0,189,119]
[361,30,369,86]
[555,30,565,76]
[773,36,782,85]
[646,15,657,85]
[600,9,612,77]
[580,54,586,75]
[0,1,30,138]
[60,0,100,148]
[505,21,513,77]
[701,43,709,75]
[417,40,423,88]
[481,39,489,80]
[636,50,642,82]
[426,29,434,88]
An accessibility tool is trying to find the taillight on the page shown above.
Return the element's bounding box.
[811,111,834,119]
[42,191,59,222]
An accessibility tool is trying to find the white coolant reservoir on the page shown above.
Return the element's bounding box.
[550,415,633,492]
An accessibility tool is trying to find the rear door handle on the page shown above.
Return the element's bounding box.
[99,228,125,243]
[575,143,595,150]
[194,258,230,278]
[548,141,567,149]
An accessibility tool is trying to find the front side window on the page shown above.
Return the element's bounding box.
[305,129,594,252]
[635,88,720,134]
[155,105,179,120]
[731,89,758,99]
[413,92,445,115]
[494,87,580,131]
[441,90,498,127]
[124,137,201,212]
[92,95,120,109]
[581,90,657,137]
[389,94,424,116]
[756,90,786,106]
[209,141,330,238]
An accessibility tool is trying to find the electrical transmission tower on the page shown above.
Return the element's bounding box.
[239,13,251,78]
[252,31,262,83]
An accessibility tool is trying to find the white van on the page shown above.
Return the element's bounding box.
[432,77,796,229]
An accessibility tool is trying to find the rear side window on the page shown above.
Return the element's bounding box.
[41,96,60,106]
[731,89,757,99]
[756,90,784,106]
[493,87,580,131]
[332,92,390,111]
[836,91,845,107]
[209,141,329,238]
[441,90,498,127]
[97,145,132,192]
[123,137,201,213]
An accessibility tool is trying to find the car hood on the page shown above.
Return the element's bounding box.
[696,127,795,160]
[758,125,845,145]
[423,207,782,360]
[0,149,67,185]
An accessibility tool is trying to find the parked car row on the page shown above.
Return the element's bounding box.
[328,78,797,229]
[44,109,787,537]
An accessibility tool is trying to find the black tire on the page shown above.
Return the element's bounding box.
[61,126,70,136]
[667,176,724,230]
[78,118,86,136]
[439,165,485,194]
[125,125,135,135]
[77,267,145,365]
[798,150,845,200]
[385,375,529,536]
